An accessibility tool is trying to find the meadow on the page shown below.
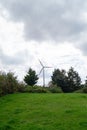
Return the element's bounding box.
[0,93,87,130]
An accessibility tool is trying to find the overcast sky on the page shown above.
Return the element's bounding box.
[0,0,87,85]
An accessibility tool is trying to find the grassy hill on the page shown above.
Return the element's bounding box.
[0,93,87,130]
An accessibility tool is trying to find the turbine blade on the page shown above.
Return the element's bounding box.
[39,59,44,67]
[39,68,43,75]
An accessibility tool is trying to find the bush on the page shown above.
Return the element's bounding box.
[74,87,87,93]
[0,71,19,96]
[0,72,7,96]
[34,87,48,93]
[83,87,87,93]
[48,87,63,93]
[6,72,19,94]
[17,82,26,93]
[0,86,3,96]
[74,89,83,93]
[48,83,63,93]
[24,86,48,93]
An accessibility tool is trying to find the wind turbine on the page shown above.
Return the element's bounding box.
[39,60,52,87]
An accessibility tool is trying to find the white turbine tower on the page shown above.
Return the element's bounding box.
[39,60,52,87]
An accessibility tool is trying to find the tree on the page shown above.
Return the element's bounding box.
[51,69,67,91]
[67,67,81,92]
[6,72,18,94]
[0,72,6,96]
[24,68,39,86]
[0,71,18,96]
[51,67,81,92]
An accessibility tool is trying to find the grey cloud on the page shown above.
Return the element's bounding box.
[0,0,87,41]
[0,0,87,54]
[77,43,87,55]
[0,47,31,65]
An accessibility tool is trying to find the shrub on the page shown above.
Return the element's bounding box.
[48,83,63,93]
[24,86,49,93]
[83,87,87,93]
[0,72,7,96]
[17,82,26,93]
[74,87,87,93]
[6,72,19,94]
[0,71,19,96]
[74,89,83,93]
[34,87,48,93]
[48,87,63,93]
[0,86,3,96]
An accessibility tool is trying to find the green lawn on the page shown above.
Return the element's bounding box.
[0,93,87,130]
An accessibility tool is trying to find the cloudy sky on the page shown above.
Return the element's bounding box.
[0,0,87,85]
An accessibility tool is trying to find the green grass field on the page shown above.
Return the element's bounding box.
[0,93,87,130]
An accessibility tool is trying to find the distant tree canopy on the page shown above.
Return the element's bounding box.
[51,67,81,92]
[24,68,39,86]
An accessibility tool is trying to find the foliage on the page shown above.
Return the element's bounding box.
[17,82,26,93]
[0,71,19,96]
[24,86,49,93]
[51,67,81,92]
[83,87,87,93]
[0,93,87,130]
[24,68,39,86]
[20,84,62,93]
[0,72,6,96]
[67,67,81,92]
[48,81,58,88]
[51,69,67,90]
[6,72,18,94]
[74,86,87,93]
[47,82,63,93]
[47,87,63,93]
[74,89,83,93]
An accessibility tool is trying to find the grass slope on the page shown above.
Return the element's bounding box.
[0,93,87,130]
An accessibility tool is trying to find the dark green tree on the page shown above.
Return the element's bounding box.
[24,68,39,86]
[67,67,81,92]
[51,67,81,92]
[51,69,67,91]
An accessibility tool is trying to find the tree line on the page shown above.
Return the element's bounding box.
[0,67,87,96]
[51,67,81,92]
